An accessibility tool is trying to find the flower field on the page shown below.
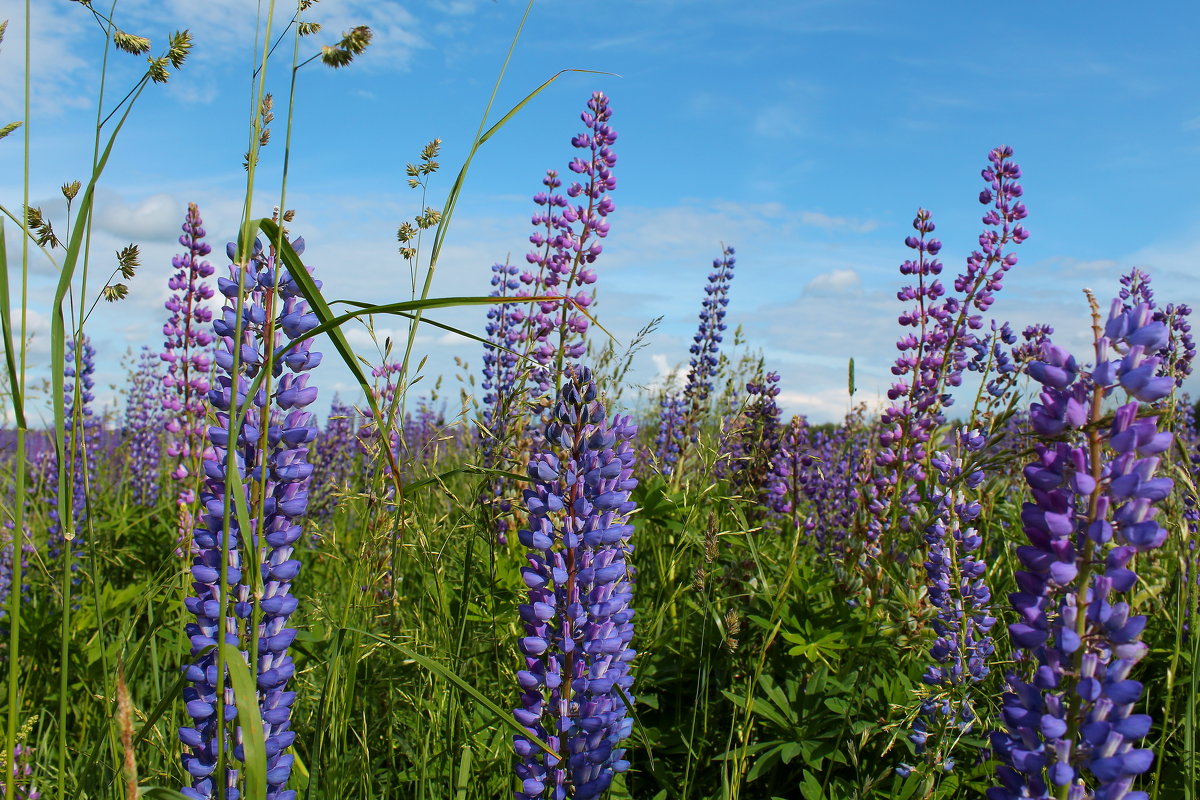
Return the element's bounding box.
[2,3,1199,800]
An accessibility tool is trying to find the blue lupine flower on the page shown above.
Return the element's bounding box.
[513,366,637,799]
[124,346,165,506]
[990,297,1172,800]
[180,232,321,800]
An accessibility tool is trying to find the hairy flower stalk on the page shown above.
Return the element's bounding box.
[656,246,735,475]
[513,366,637,799]
[163,203,216,549]
[903,428,995,775]
[180,234,321,800]
[124,347,164,506]
[989,296,1173,800]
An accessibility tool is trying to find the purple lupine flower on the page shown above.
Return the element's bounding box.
[657,245,737,475]
[793,415,866,562]
[652,393,687,475]
[989,296,1173,800]
[310,396,359,522]
[766,415,809,525]
[479,261,529,540]
[867,147,1028,567]
[180,233,321,800]
[966,320,1018,400]
[513,365,637,800]
[725,371,784,518]
[904,428,995,774]
[400,397,444,477]
[48,336,99,570]
[1117,268,1195,388]
[479,92,619,545]
[124,346,165,506]
[2,503,36,632]
[2,742,41,799]
[481,261,526,445]
[684,245,735,409]
[162,203,216,548]
[516,92,617,397]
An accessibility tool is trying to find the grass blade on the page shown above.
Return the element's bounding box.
[344,628,559,760]
[223,640,268,800]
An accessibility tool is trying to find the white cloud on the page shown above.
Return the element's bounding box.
[0,1,91,118]
[93,192,187,243]
[803,268,861,295]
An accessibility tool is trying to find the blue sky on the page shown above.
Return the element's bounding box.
[1,0,1198,424]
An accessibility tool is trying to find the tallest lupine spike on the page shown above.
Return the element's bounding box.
[513,365,638,799]
[864,146,1027,571]
[517,91,617,397]
[179,230,321,800]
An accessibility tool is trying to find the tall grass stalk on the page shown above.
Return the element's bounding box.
[2,4,32,798]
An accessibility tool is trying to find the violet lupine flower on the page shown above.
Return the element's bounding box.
[517,93,617,397]
[794,418,865,561]
[2,743,41,799]
[966,320,1019,402]
[513,365,637,800]
[2,509,36,632]
[725,371,785,517]
[48,337,99,569]
[310,397,359,521]
[124,346,165,506]
[989,298,1173,800]
[652,393,687,475]
[358,360,405,459]
[180,234,321,800]
[656,246,737,475]
[162,203,216,545]
[1117,268,1195,388]
[766,415,809,526]
[482,261,526,446]
[904,428,995,773]
[479,261,532,541]
[684,246,735,409]
[868,147,1028,565]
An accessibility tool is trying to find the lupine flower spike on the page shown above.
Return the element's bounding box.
[180,232,321,800]
[989,294,1173,800]
[513,366,638,799]
[162,202,216,552]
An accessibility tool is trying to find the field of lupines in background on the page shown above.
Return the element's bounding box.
[2,3,1200,800]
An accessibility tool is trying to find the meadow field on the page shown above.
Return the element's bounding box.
[1,2,1199,799]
